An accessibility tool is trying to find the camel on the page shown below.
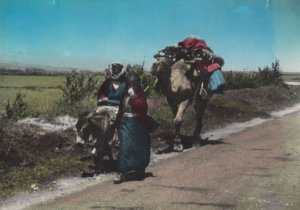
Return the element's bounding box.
[151,57,211,152]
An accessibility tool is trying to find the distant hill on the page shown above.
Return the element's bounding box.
[0,62,104,76]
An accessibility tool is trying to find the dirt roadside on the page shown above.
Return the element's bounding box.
[25,110,300,210]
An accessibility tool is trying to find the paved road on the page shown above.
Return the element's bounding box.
[27,112,300,210]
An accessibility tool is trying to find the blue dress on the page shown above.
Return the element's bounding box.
[117,94,151,174]
[107,81,127,106]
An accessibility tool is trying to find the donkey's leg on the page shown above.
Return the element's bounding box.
[192,98,208,146]
[107,129,115,161]
[105,142,116,172]
[94,154,104,174]
[103,129,116,172]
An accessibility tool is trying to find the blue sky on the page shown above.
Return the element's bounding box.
[0,0,300,72]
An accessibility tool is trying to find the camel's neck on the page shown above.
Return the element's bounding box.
[157,70,172,95]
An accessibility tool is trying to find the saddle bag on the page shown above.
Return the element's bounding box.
[208,69,226,94]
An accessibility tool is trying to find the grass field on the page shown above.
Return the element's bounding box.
[0,88,63,116]
[0,74,106,117]
[0,75,64,88]
[0,75,65,117]
[282,73,300,82]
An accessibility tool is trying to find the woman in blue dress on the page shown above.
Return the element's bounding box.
[97,63,127,106]
[114,74,151,184]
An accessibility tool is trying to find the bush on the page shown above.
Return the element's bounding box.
[60,73,98,104]
[224,60,285,90]
[55,72,100,116]
[127,64,156,96]
[1,93,29,121]
[257,59,284,86]
[224,71,259,90]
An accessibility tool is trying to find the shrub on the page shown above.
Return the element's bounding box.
[127,64,156,96]
[60,73,98,104]
[224,60,285,90]
[1,93,28,121]
[257,59,284,86]
[224,71,259,90]
[55,72,100,116]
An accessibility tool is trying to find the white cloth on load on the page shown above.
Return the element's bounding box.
[94,106,119,115]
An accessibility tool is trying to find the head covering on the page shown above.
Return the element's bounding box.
[126,73,141,89]
[106,63,126,80]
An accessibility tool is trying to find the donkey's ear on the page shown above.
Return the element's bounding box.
[88,115,105,123]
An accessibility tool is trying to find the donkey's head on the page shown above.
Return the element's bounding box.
[76,111,91,145]
[88,108,116,135]
[75,108,116,145]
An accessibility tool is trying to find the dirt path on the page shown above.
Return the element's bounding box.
[23,111,300,210]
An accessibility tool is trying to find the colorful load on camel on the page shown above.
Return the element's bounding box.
[154,37,226,95]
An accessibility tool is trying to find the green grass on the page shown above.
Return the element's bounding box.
[0,156,84,197]
[0,88,63,116]
[150,105,174,124]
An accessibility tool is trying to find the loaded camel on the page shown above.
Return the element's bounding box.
[151,57,211,153]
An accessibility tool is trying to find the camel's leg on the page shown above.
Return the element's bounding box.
[173,99,190,152]
[174,99,190,125]
[171,121,183,152]
[166,97,178,116]
[156,98,179,154]
[192,98,208,146]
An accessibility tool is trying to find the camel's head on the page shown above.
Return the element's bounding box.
[151,57,173,76]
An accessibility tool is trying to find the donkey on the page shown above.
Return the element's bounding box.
[76,106,118,174]
[151,57,211,153]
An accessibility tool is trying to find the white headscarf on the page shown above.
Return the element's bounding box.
[105,63,127,80]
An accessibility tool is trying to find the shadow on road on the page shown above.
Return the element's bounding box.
[152,184,209,193]
[89,205,143,209]
[181,135,226,149]
[240,173,272,177]
[155,136,226,154]
[172,202,236,209]
[123,172,156,183]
